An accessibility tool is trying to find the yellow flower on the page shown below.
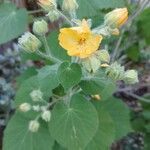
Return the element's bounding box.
[59,19,103,58]
[105,8,128,28]
[38,0,56,11]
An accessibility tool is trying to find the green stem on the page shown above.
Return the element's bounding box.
[43,35,51,56]
[41,36,61,63]
[28,9,43,15]
[128,93,150,103]
[36,50,60,63]
[56,9,74,26]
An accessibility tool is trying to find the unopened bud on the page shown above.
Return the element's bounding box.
[101,63,109,68]
[91,95,101,101]
[124,70,139,84]
[38,0,57,12]
[62,0,78,12]
[19,103,31,112]
[106,62,125,81]
[32,105,41,112]
[18,32,41,53]
[30,89,43,102]
[82,53,101,73]
[104,8,128,29]
[96,50,110,63]
[47,10,60,22]
[41,110,51,122]
[29,120,40,132]
[33,20,48,36]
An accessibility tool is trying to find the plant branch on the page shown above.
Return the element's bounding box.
[28,9,43,15]
[111,0,149,62]
[56,9,74,26]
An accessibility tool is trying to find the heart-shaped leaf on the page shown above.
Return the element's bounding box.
[57,62,82,90]
[49,94,99,150]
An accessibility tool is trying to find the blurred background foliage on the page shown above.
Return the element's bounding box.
[0,0,150,150]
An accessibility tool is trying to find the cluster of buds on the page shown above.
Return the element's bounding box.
[93,8,128,36]
[28,108,51,132]
[18,32,41,53]
[104,8,128,29]
[104,8,128,35]
[18,89,52,133]
[82,50,110,73]
[106,62,138,84]
[28,109,51,132]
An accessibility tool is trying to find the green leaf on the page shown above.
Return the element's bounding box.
[57,62,82,90]
[15,65,59,107]
[101,97,132,139]
[144,134,150,150]
[80,71,116,101]
[77,0,125,18]
[47,31,71,61]
[0,2,28,44]
[49,94,99,150]
[137,8,150,44]
[3,113,54,150]
[126,43,140,62]
[86,107,115,150]
[58,0,125,18]
[53,142,66,150]
[143,111,150,120]
[16,67,38,86]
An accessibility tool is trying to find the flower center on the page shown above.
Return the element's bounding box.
[78,38,86,45]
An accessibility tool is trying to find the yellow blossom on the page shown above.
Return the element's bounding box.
[59,19,103,58]
[105,8,128,28]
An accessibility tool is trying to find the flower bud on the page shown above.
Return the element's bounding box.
[19,103,31,112]
[29,120,40,132]
[62,0,78,12]
[33,20,48,36]
[41,110,51,122]
[18,32,41,53]
[104,8,128,29]
[47,10,60,22]
[91,95,101,101]
[96,50,110,63]
[106,62,125,81]
[101,63,109,68]
[124,70,139,84]
[30,89,43,102]
[32,105,41,112]
[82,54,101,73]
[38,0,57,12]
